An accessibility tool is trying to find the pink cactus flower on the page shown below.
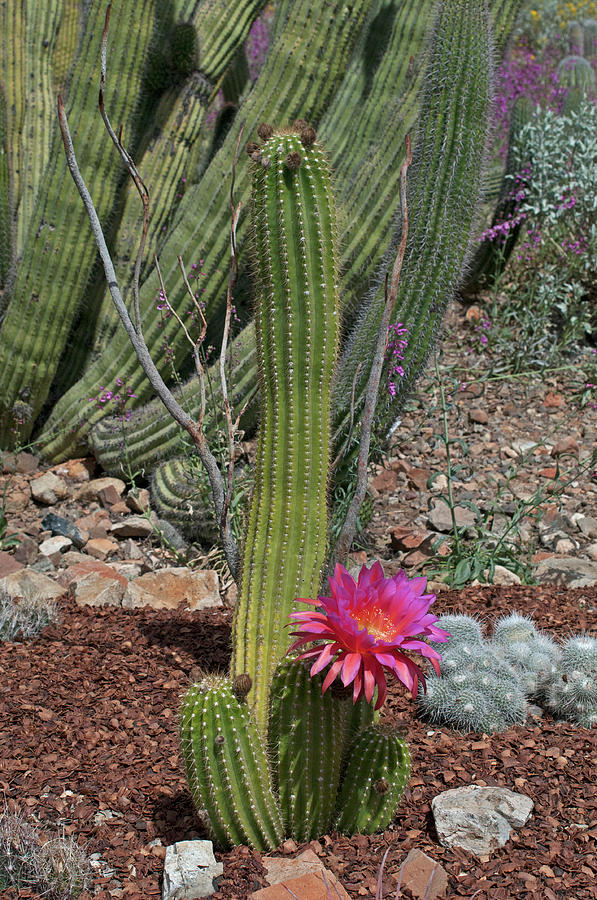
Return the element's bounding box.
[288,562,450,710]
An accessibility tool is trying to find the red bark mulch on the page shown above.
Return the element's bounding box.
[0,584,595,899]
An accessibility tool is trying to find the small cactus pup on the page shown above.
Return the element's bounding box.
[285,561,448,834]
[231,121,340,735]
[334,723,411,835]
[179,676,284,851]
[542,634,597,728]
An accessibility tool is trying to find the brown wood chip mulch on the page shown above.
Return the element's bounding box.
[0,584,595,899]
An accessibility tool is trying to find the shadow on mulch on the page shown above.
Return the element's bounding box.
[0,586,595,900]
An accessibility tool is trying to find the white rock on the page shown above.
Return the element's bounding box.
[39,535,73,564]
[162,840,222,900]
[0,568,64,602]
[432,786,533,857]
[30,472,69,505]
[491,565,521,586]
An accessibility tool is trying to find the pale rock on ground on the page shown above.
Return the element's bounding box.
[431,785,534,857]
[397,849,448,900]
[162,840,223,899]
[250,869,351,899]
[30,472,69,505]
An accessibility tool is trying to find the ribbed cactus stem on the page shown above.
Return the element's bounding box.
[232,126,339,735]
[0,84,12,290]
[333,0,493,462]
[269,657,346,841]
[334,724,411,835]
[179,676,284,851]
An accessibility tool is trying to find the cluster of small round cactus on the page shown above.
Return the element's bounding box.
[418,612,595,732]
[543,634,597,729]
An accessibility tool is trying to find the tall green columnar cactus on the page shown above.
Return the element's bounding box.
[87,0,518,486]
[179,676,284,850]
[0,0,159,444]
[37,0,372,459]
[0,85,12,290]
[0,0,270,447]
[333,0,493,451]
[232,125,339,735]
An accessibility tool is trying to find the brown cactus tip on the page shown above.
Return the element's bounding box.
[214,734,225,745]
[251,150,263,164]
[257,122,274,141]
[260,156,271,168]
[374,778,390,795]
[293,118,309,132]
[232,674,253,699]
[300,126,317,147]
[246,141,260,156]
[285,151,302,170]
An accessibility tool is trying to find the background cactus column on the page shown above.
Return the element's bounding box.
[232,124,339,735]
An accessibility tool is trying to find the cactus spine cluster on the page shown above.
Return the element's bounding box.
[542,635,597,728]
[232,125,339,734]
[334,725,411,835]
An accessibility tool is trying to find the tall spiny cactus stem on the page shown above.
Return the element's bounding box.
[333,0,493,453]
[232,125,339,736]
[334,724,411,835]
[269,656,348,841]
[0,85,12,290]
[179,676,284,851]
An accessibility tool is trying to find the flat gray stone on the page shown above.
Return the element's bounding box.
[111,515,154,538]
[30,472,69,505]
[0,568,64,602]
[427,500,476,533]
[577,516,597,540]
[162,840,222,900]
[432,785,533,857]
[535,557,597,588]
[74,477,126,503]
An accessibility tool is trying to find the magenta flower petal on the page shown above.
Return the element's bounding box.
[287,561,450,709]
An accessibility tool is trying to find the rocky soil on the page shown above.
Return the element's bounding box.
[0,304,595,899]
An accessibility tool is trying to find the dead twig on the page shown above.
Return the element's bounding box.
[330,135,412,570]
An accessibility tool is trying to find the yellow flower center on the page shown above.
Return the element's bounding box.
[353,605,398,642]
